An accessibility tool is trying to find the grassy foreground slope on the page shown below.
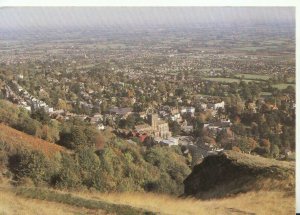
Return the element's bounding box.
[0,151,295,215]
[0,184,294,215]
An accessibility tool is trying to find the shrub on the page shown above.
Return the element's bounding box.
[52,153,81,188]
[76,148,101,187]
[10,149,49,184]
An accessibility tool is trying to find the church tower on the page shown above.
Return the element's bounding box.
[150,114,158,130]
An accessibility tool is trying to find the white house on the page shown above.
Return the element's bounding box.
[187,107,195,114]
[97,124,105,131]
[213,101,225,110]
[160,137,179,146]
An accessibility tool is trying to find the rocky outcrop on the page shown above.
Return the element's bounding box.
[183,150,295,199]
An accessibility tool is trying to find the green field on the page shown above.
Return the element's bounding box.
[203,77,260,83]
[198,68,223,72]
[203,77,239,83]
[235,46,266,51]
[287,77,296,83]
[260,92,272,96]
[193,94,221,98]
[272,84,295,90]
[235,74,271,80]
[234,45,279,51]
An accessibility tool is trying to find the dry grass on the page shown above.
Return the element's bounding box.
[0,189,107,215]
[0,124,65,157]
[76,190,294,215]
[0,183,294,215]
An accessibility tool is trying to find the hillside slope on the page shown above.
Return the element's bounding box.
[184,150,295,199]
[0,123,65,157]
[0,184,295,215]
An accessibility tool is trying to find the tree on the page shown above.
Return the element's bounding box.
[17,117,41,136]
[157,82,166,94]
[260,139,271,150]
[270,144,280,158]
[193,119,204,137]
[60,126,86,149]
[31,108,50,124]
[40,120,60,143]
[144,146,190,194]
[77,148,101,187]
[12,150,49,184]
[175,88,184,97]
[95,133,105,151]
[237,137,257,153]
[0,99,20,125]
[56,99,72,111]
[169,121,181,136]
[53,153,81,188]
[100,100,108,113]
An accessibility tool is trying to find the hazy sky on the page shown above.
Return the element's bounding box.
[0,7,295,31]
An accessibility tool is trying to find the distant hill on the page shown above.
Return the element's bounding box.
[0,123,65,157]
[184,150,295,199]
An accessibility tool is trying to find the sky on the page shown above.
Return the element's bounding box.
[0,7,295,31]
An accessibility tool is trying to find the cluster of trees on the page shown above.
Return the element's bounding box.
[59,118,104,150]
[0,99,190,194]
[117,114,145,129]
[217,98,295,157]
[2,137,190,195]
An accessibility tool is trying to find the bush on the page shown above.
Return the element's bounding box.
[76,148,101,188]
[10,149,49,184]
[52,153,81,188]
[144,146,191,194]
[59,123,102,150]
[270,144,280,158]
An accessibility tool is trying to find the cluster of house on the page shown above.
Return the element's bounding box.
[203,119,232,137]
[111,100,230,148]
[2,81,53,113]
[2,78,232,159]
[158,106,195,122]
[1,80,108,131]
[184,141,224,166]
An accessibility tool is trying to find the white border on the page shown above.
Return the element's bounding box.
[0,1,298,213]
[0,0,298,7]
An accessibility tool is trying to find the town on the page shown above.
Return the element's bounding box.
[0,23,295,165]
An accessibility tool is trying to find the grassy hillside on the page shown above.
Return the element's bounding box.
[0,123,65,157]
[0,146,295,215]
[0,184,294,215]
